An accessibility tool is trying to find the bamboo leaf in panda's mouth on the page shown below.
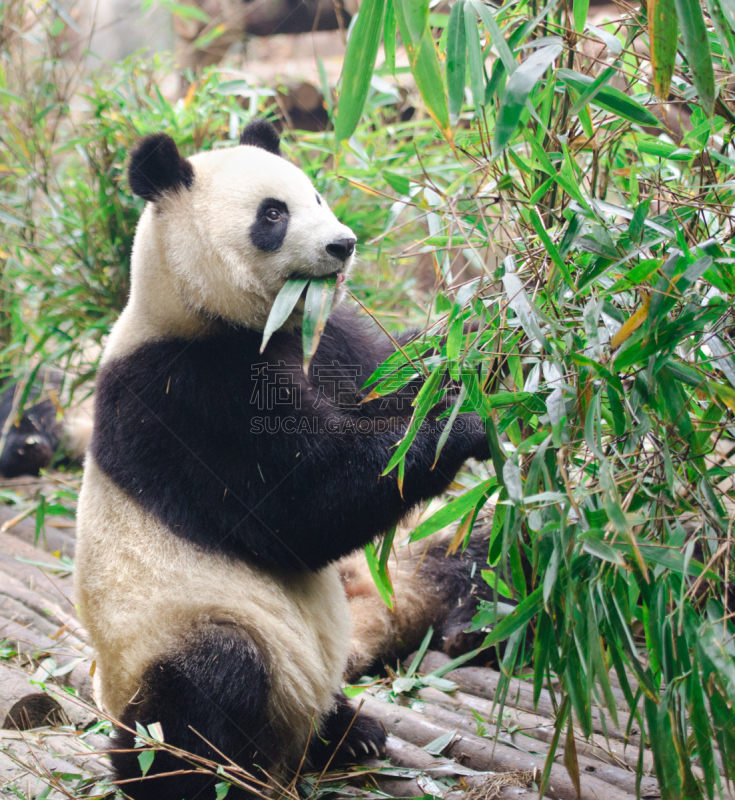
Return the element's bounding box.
[260,278,309,354]
[302,275,337,372]
[260,276,338,371]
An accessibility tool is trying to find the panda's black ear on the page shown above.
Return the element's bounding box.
[239,119,281,155]
[128,134,194,202]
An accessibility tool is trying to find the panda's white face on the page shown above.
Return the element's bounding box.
[183,145,356,304]
[122,127,356,342]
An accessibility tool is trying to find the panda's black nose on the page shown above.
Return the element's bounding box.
[326,238,356,262]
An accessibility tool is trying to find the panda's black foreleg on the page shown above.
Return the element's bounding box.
[307,694,386,768]
[110,623,278,800]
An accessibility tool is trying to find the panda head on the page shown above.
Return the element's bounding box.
[126,119,356,332]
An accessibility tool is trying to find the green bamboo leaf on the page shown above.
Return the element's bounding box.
[584,392,606,460]
[528,207,574,288]
[586,585,619,727]
[482,585,544,646]
[302,277,337,371]
[165,1,209,22]
[260,278,309,353]
[470,0,517,74]
[538,696,569,799]
[394,0,427,41]
[718,0,735,32]
[612,543,714,577]
[705,0,735,67]
[600,463,649,579]
[334,0,386,144]
[406,626,434,677]
[409,477,497,542]
[494,44,562,154]
[465,3,485,115]
[363,339,435,391]
[581,534,628,566]
[709,687,735,785]
[215,782,230,800]
[543,537,561,603]
[688,653,718,800]
[383,367,444,476]
[674,0,716,115]
[557,69,661,126]
[433,384,466,466]
[138,749,155,778]
[384,0,397,75]
[649,0,679,101]
[533,611,553,707]
[463,370,507,478]
[607,385,626,435]
[446,0,467,123]
[193,24,227,51]
[564,715,582,800]
[569,64,616,116]
[697,621,735,706]
[656,366,694,439]
[645,692,682,800]
[394,0,451,136]
[383,169,410,195]
[574,0,590,33]
[364,534,395,610]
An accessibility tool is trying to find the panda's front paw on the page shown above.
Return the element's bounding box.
[334,712,386,763]
[310,697,387,769]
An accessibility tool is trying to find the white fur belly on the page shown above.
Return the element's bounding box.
[75,456,351,751]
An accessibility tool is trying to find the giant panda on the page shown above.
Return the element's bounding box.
[75,119,491,800]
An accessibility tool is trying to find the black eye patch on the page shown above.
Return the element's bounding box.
[250,198,289,253]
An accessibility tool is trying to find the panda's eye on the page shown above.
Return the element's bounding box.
[265,208,282,222]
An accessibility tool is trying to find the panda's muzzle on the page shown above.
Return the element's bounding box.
[325,237,356,262]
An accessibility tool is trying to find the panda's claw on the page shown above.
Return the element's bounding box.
[369,740,382,758]
[360,740,370,755]
[345,745,356,758]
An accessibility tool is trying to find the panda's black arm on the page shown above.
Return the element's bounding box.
[241,408,489,570]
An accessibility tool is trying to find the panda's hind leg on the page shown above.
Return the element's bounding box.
[110,622,278,800]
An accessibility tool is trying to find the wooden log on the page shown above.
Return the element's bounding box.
[0,748,48,796]
[360,694,639,800]
[0,734,94,790]
[0,528,77,608]
[0,566,87,649]
[27,730,109,776]
[0,663,95,730]
[415,652,640,746]
[398,692,659,797]
[0,663,65,729]
[0,615,94,702]
[416,686,653,774]
[0,505,76,558]
[358,735,551,799]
